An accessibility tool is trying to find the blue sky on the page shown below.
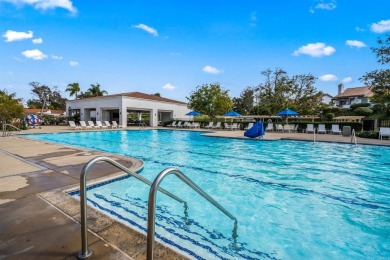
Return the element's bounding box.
[1,0,390,104]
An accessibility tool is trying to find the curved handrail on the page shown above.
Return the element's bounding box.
[77,157,187,259]
[147,167,238,260]
[2,123,21,137]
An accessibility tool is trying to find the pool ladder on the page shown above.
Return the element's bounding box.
[77,156,238,260]
[2,123,21,137]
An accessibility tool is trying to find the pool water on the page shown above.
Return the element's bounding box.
[25,130,390,259]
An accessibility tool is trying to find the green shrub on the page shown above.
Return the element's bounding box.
[350,103,371,110]
[356,131,379,139]
[324,113,334,121]
[354,107,373,116]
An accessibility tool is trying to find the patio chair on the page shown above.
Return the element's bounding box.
[68,121,81,130]
[80,121,92,130]
[306,124,315,134]
[331,124,342,134]
[204,122,214,129]
[379,127,390,140]
[283,124,294,133]
[212,122,221,129]
[244,123,254,130]
[96,121,108,129]
[175,121,182,128]
[317,124,326,134]
[290,124,298,133]
[111,121,119,128]
[224,123,232,130]
[231,123,239,130]
[275,124,283,132]
[265,123,273,132]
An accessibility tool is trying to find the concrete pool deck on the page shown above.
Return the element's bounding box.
[1,125,389,259]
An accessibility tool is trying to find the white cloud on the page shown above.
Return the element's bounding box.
[319,74,338,81]
[32,37,43,44]
[69,61,79,66]
[310,0,337,12]
[3,0,76,13]
[342,77,352,83]
[371,19,390,33]
[21,49,47,60]
[202,65,223,74]
[51,54,63,60]
[355,26,365,32]
[3,30,33,42]
[162,83,176,90]
[292,42,335,57]
[133,24,158,37]
[346,40,366,48]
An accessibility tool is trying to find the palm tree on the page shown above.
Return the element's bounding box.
[88,83,108,97]
[66,82,80,99]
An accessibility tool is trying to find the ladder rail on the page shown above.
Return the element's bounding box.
[147,167,238,260]
[2,123,21,137]
[351,129,358,146]
[77,156,187,259]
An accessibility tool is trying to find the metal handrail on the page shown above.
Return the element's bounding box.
[351,129,358,146]
[147,167,238,260]
[77,157,187,259]
[313,128,316,142]
[2,123,21,137]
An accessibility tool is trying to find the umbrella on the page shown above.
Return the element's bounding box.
[276,108,299,123]
[223,110,241,117]
[26,114,41,126]
[185,110,201,116]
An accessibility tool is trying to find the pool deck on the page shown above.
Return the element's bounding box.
[1,126,389,259]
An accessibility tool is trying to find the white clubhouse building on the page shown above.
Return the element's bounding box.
[66,92,190,127]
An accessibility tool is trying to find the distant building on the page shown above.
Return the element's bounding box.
[66,91,189,127]
[332,84,373,108]
[24,108,66,116]
[319,93,333,105]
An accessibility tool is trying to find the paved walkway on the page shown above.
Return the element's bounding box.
[0,126,389,259]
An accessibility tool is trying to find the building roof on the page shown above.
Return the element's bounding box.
[70,91,187,105]
[333,86,373,99]
[24,109,66,115]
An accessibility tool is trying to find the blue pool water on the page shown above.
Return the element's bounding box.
[25,130,390,259]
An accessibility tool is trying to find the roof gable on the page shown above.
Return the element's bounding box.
[333,86,373,99]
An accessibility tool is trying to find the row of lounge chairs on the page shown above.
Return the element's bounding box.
[305,124,342,134]
[68,121,119,130]
[167,121,200,128]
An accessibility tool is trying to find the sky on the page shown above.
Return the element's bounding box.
[1,0,390,104]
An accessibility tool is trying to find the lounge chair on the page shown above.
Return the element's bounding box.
[283,124,295,133]
[379,127,390,140]
[68,121,81,130]
[265,123,273,132]
[306,124,315,134]
[230,123,239,130]
[80,121,91,130]
[331,124,342,134]
[96,121,108,129]
[175,121,182,128]
[204,122,214,129]
[212,122,221,129]
[317,124,326,134]
[224,123,232,130]
[88,121,97,129]
[167,121,176,127]
[245,123,254,130]
[111,121,119,128]
[104,121,112,128]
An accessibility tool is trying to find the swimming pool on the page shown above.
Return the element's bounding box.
[25,130,390,259]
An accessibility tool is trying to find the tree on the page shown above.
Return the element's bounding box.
[87,83,107,97]
[254,68,321,115]
[186,83,233,120]
[361,34,390,115]
[0,89,24,123]
[66,82,80,99]
[232,87,255,115]
[27,82,67,111]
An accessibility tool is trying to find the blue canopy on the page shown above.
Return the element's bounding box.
[186,110,201,116]
[223,110,241,117]
[276,108,299,116]
[244,121,265,138]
